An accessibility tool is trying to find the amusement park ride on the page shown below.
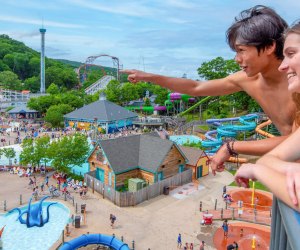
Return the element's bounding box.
[77,54,122,95]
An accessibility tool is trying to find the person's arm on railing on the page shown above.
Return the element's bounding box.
[235,163,300,212]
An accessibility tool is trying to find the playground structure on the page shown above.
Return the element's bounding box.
[213,222,270,250]
[59,234,130,250]
[229,189,273,212]
[8,196,57,228]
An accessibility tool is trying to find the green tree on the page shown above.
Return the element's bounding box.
[144,97,151,106]
[104,79,122,104]
[20,138,35,167]
[27,95,56,114]
[34,136,51,167]
[24,76,40,93]
[197,57,260,116]
[152,85,169,105]
[0,70,21,90]
[44,104,73,127]
[198,57,240,80]
[2,147,16,166]
[47,133,89,173]
[47,83,60,95]
[120,82,139,103]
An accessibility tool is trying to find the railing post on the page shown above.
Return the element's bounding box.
[72,196,75,206]
[20,194,22,205]
[214,199,217,210]
[199,201,202,212]
[92,179,95,194]
[62,230,65,244]
[225,201,228,210]
[75,203,78,213]
[231,208,234,220]
[121,236,124,242]
[132,240,135,250]
[64,192,67,201]
[4,200,7,211]
[221,208,223,219]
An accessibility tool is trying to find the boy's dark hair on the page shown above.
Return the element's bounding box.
[226,5,288,60]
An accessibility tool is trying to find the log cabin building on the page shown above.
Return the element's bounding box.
[178,146,209,180]
[87,133,188,189]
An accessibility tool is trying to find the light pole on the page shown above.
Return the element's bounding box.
[94,117,98,141]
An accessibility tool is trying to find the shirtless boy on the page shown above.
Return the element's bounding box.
[122,5,295,174]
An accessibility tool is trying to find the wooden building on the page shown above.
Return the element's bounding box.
[178,146,209,180]
[87,133,187,189]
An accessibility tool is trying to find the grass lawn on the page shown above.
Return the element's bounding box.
[228,170,270,192]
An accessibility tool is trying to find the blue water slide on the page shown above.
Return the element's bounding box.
[201,130,222,147]
[59,234,130,250]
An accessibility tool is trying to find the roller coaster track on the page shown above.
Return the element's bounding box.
[85,75,115,95]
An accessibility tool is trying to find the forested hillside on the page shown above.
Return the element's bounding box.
[0,34,78,92]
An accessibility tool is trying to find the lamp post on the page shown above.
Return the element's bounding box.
[251,180,256,207]
[93,117,98,141]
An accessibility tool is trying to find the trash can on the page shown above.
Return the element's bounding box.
[75,215,81,228]
[163,186,170,195]
[81,204,86,213]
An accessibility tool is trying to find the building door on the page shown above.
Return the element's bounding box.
[157,171,164,181]
[197,165,203,178]
[178,164,184,173]
[96,168,105,182]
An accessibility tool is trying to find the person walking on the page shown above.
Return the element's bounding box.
[177,233,182,248]
[199,240,205,250]
[222,220,229,238]
[110,214,116,228]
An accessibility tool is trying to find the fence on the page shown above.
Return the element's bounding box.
[270,198,300,250]
[0,191,76,213]
[84,168,193,207]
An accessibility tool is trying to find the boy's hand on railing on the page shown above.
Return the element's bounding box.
[234,163,258,188]
[286,165,300,207]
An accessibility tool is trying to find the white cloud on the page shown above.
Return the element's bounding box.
[65,0,155,17]
[0,15,86,29]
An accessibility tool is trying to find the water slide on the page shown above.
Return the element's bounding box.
[255,119,275,138]
[59,234,130,250]
[201,114,258,154]
[178,96,213,117]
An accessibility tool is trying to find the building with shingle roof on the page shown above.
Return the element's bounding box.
[8,105,40,119]
[87,133,188,188]
[64,99,138,133]
[178,146,209,179]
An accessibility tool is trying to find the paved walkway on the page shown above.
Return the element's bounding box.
[0,169,235,250]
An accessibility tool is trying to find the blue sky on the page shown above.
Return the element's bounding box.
[0,0,300,79]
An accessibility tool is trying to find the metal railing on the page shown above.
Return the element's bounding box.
[270,198,300,250]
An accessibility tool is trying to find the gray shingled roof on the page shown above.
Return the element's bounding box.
[178,146,207,166]
[99,134,177,174]
[64,100,138,122]
[8,105,38,114]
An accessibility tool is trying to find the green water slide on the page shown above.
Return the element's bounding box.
[178,96,213,117]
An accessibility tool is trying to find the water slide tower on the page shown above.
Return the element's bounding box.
[39,28,46,93]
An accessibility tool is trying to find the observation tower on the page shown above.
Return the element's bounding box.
[39,28,46,93]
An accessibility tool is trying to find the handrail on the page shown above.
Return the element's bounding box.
[270,198,300,250]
